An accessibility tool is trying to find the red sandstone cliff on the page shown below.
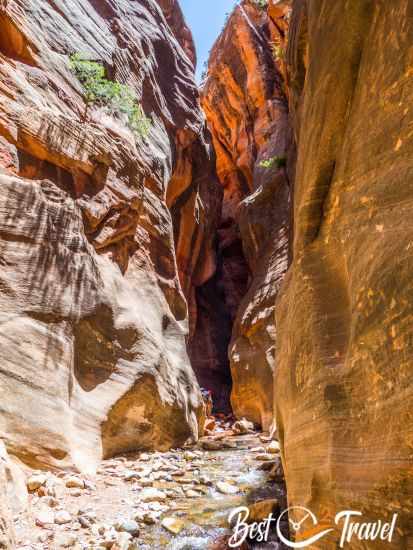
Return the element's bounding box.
[276,0,413,545]
[200,0,291,427]
[156,0,197,67]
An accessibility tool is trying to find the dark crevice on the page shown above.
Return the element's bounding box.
[17,150,78,199]
[188,251,234,413]
[188,218,250,414]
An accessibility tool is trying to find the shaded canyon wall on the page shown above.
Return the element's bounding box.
[275,0,413,546]
[200,0,291,427]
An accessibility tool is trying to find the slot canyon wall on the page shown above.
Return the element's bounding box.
[199,0,291,427]
[0,0,412,546]
[275,0,413,546]
[201,0,413,543]
[0,0,220,477]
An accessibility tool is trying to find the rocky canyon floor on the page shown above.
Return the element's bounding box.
[13,420,287,550]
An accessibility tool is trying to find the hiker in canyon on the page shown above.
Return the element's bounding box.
[0,0,412,549]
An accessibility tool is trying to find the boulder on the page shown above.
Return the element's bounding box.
[161,517,185,535]
[247,499,279,523]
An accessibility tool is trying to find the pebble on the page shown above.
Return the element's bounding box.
[216,481,239,495]
[257,460,277,471]
[167,487,183,497]
[222,440,238,449]
[37,485,48,497]
[116,519,140,536]
[39,496,59,508]
[176,477,195,484]
[200,440,222,451]
[54,533,77,548]
[27,474,47,491]
[171,470,186,477]
[35,510,55,527]
[101,536,117,548]
[124,471,140,481]
[78,516,92,529]
[140,488,167,502]
[148,501,168,512]
[250,446,266,453]
[233,418,254,434]
[255,453,274,461]
[78,509,97,523]
[183,451,197,460]
[55,510,72,524]
[65,476,85,489]
[91,524,107,536]
[141,512,157,525]
[267,441,281,454]
[161,517,184,535]
[140,478,154,487]
[112,532,134,550]
[199,475,213,486]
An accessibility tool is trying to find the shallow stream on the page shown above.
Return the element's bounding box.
[16,433,288,549]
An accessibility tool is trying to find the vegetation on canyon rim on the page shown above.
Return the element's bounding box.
[69,53,151,138]
[253,0,268,9]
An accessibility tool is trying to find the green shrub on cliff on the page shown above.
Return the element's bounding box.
[69,53,151,139]
[259,155,287,170]
[272,43,285,61]
[253,0,268,10]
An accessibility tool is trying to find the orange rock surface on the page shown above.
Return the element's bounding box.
[201,0,291,427]
[276,0,413,545]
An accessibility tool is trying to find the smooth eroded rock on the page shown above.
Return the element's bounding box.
[0,0,218,472]
[201,0,291,426]
[276,0,413,545]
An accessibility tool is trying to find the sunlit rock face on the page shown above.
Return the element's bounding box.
[156,0,197,67]
[200,0,291,426]
[276,0,413,545]
[0,442,28,549]
[0,0,218,472]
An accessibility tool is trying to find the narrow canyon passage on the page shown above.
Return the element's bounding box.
[188,220,250,414]
[0,1,291,548]
[2,0,413,548]
[188,0,291,429]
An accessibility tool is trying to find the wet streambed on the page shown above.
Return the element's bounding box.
[16,433,288,549]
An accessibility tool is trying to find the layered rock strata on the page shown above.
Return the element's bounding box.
[200,0,291,426]
[0,0,218,473]
[275,0,413,545]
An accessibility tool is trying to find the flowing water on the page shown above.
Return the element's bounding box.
[16,433,288,549]
[143,434,288,549]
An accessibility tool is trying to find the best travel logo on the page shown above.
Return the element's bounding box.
[228,505,398,548]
